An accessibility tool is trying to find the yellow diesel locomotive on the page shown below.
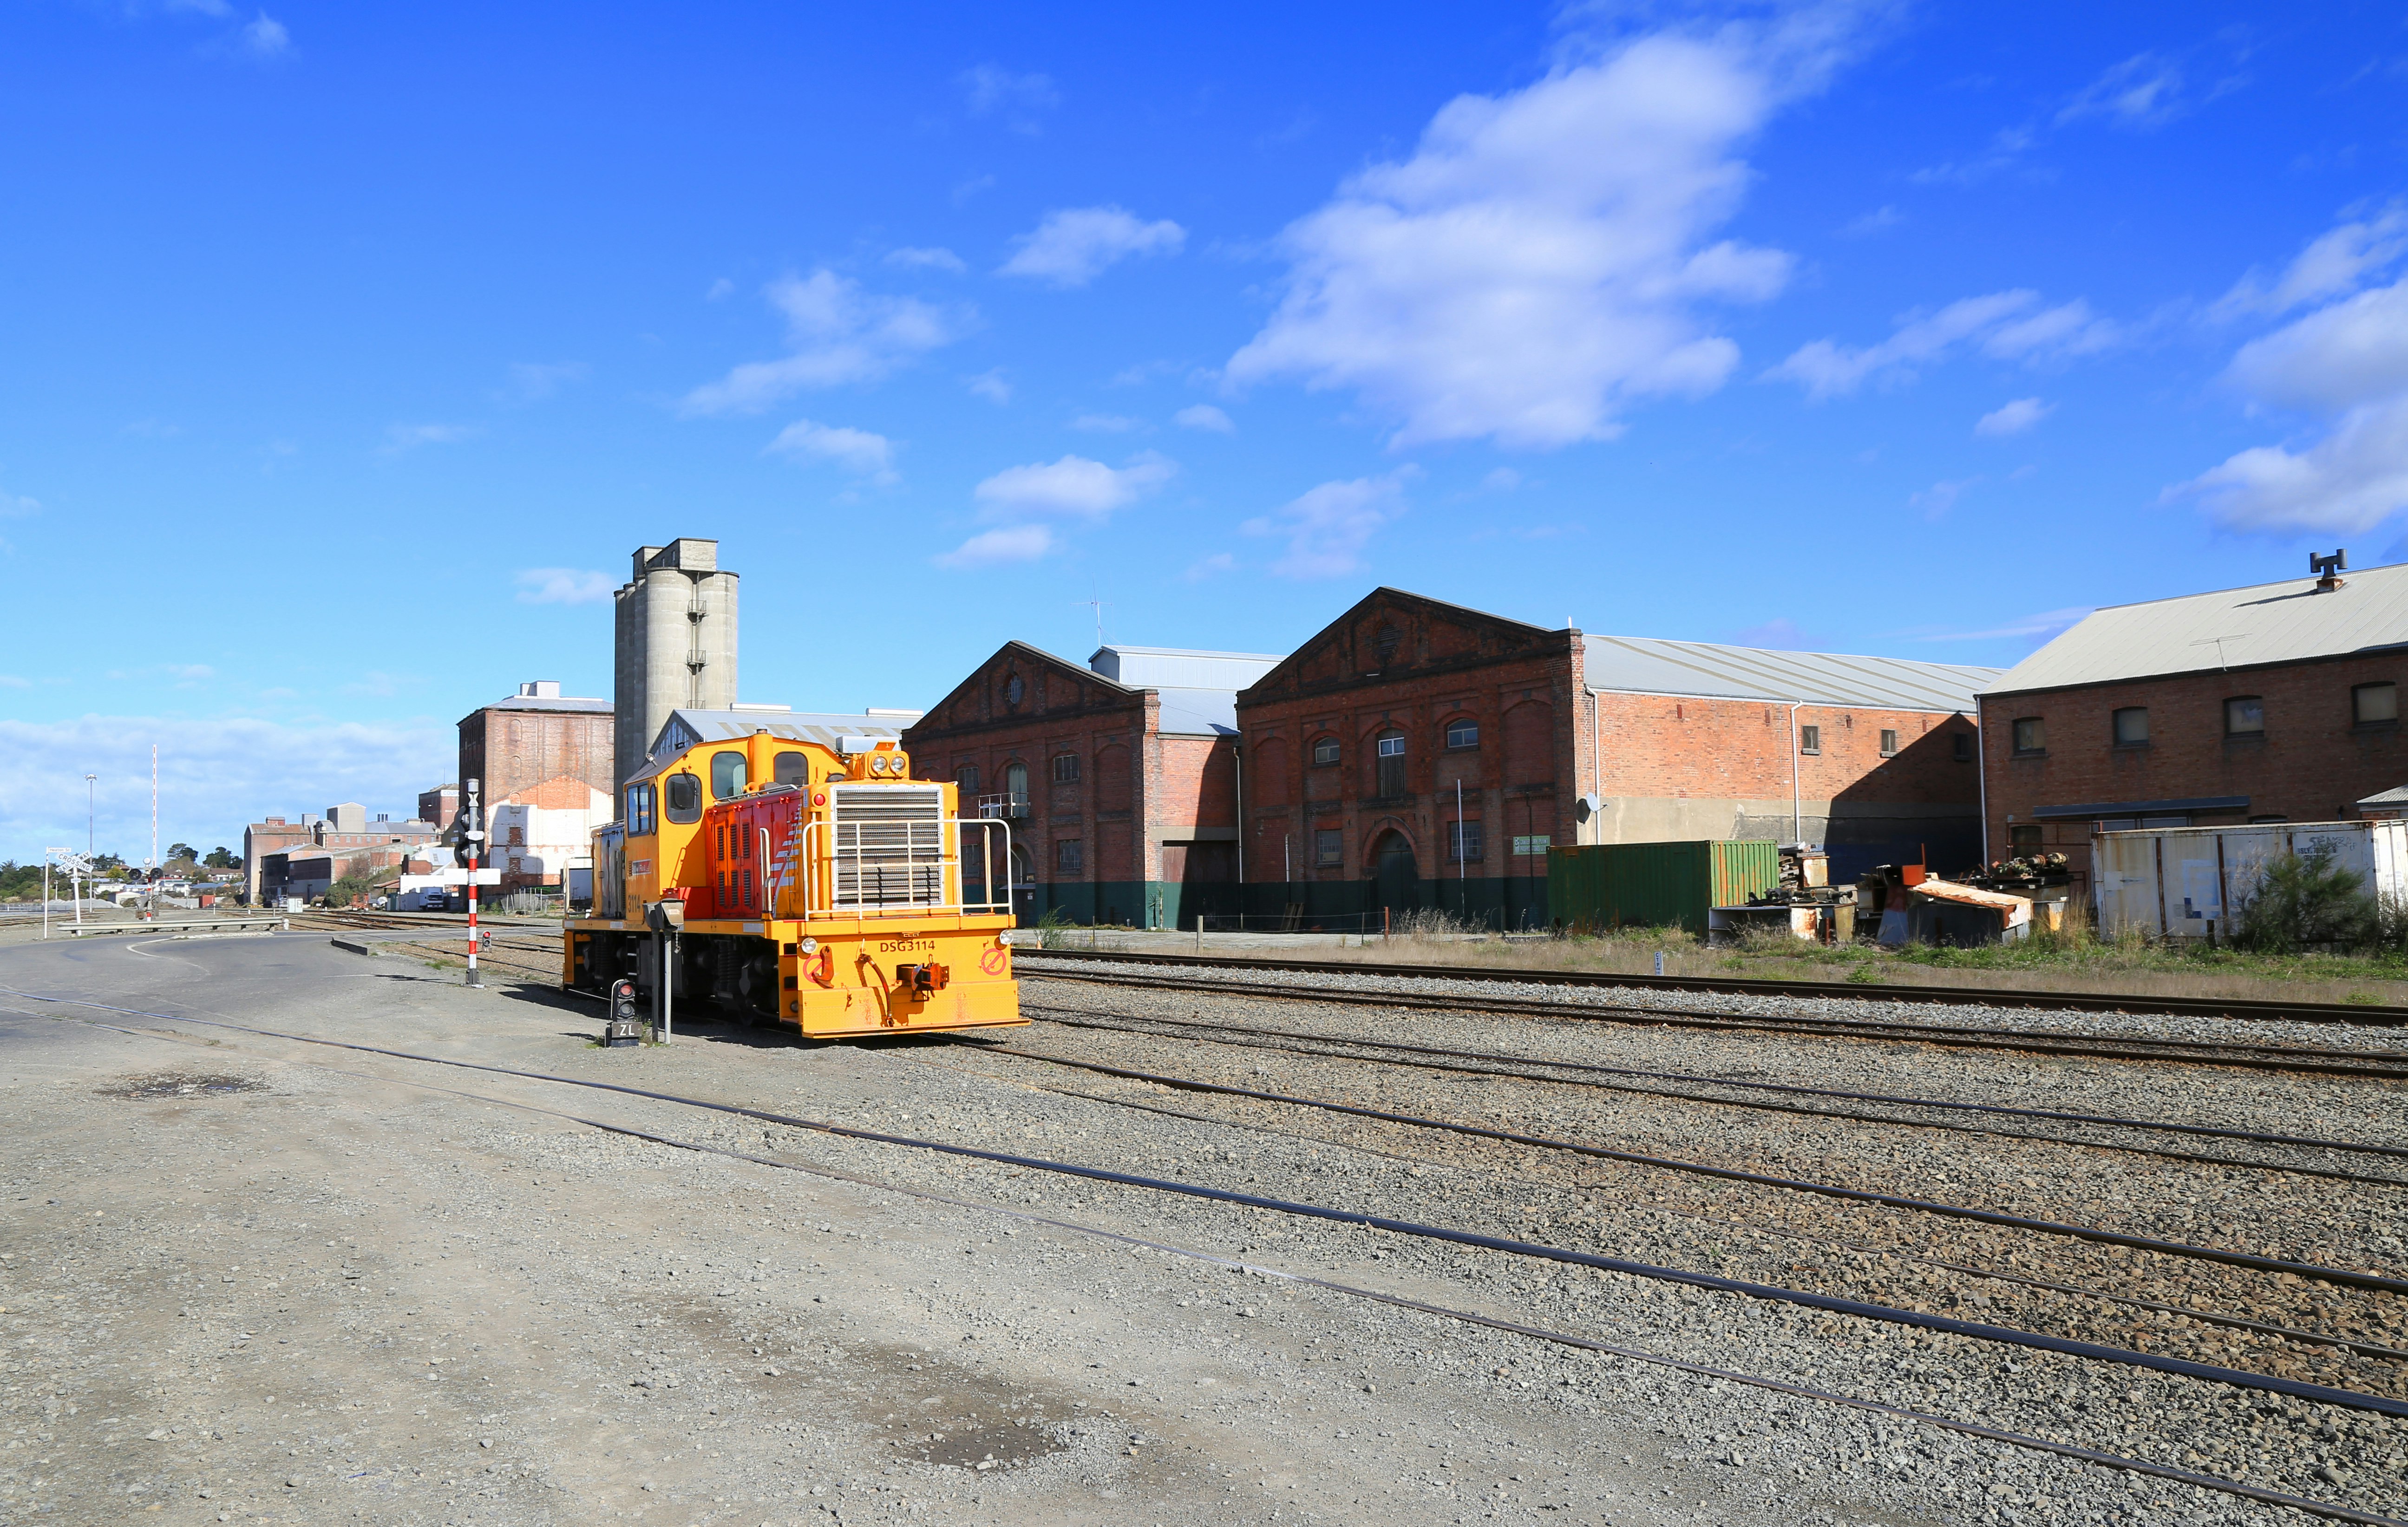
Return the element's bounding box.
[565,725,1023,1037]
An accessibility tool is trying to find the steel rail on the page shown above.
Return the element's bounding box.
[1024,966,2408,1079]
[965,1042,2408,1298]
[1019,946,2408,1029]
[18,1002,2395,1527]
[941,1055,2408,1367]
[5,984,2405,1424]
[1021,1006,2408,1187]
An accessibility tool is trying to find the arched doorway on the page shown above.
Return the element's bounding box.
[1368,830,1418,917]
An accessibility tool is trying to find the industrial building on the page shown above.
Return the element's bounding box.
[903,642,1279,927]
[242,802,440,903]
[1978,556,2408,889]
[615,538,738,789]
[1235,589,1994,927]
[456,680,615,817]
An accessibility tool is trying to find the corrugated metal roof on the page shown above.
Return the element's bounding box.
[478,695,613,714]
[1089,645,1283,691]
[1583,635,1997,712]
[631,709,905,782]
[1982,561,2408,696]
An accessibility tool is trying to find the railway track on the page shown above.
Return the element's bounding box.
[1019,944,2408,1028]
[9,981,2405,1525]
[1021,960,2408,1079]
[1015,1004,2408,1186]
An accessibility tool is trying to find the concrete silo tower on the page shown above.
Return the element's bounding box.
[613,539,739,792]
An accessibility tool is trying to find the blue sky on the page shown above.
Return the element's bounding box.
[7,1,2408,861]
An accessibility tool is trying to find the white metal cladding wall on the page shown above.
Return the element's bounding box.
[2091,820,2408,938]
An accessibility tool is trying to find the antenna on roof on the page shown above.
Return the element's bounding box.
[1075,589,1107,650]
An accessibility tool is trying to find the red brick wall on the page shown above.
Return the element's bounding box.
[1592,694,1976,803]
[1983,653,2408,879]
[458,707,615,812]
[1237,592,1579,884]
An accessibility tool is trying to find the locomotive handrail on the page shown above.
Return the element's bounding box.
[794,814,1013,920]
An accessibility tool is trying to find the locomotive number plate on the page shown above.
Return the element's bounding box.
[877,939,938,953]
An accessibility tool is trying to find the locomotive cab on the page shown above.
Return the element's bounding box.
[564,726,1021,1038]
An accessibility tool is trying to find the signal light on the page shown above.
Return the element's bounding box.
[605,978,643,1046]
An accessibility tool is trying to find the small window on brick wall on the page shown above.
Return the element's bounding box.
[1953,731,1974,762]
[1878,728,1898,756]
[2225,697,2264,736]
[2356,682,2398,725]
[1798,724,1821,755]
[1314,828,1342,868]
[1054,839,1084,874]
[1448,821,1484,863]
[1444,718,1479,750]
[2113,706,2150,745]
[1311,737,1340,767]
[1052,753,1081,783]
[2012,717,2046,754]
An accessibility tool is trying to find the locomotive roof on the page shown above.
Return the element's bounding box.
[628,708,906,783]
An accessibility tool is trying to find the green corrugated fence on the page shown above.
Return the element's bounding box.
[1546,840,1780,934]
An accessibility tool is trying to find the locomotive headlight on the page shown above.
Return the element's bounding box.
[868,754,889,775]
[796,937,818,956]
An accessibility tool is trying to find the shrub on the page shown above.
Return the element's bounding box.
[2231,846,2378,953]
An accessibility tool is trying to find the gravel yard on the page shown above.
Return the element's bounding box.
[0,931,2401,1525]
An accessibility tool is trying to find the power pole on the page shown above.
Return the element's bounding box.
[84,774,95,855]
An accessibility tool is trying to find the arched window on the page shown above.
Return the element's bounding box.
[1311,736,1340,767]
[1004,761,1029,815]
[1374,731,1407,798]
[1444,718,1479,750]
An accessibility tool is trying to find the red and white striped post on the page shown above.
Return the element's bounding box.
[464,777,484,988]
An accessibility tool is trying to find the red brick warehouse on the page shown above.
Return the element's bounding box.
[1978,556,2408,892]
[1235,589,1996,929]
[903,642,1280,928]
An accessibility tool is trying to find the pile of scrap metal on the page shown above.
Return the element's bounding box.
[1961,852,2070,895]
[1716,846,1855,944]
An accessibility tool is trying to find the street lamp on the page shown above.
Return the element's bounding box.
[84,774,96,855]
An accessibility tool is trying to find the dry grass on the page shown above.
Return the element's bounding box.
[1273,920,2408,1007]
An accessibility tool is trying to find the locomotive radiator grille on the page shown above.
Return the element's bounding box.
[828,784,946,909]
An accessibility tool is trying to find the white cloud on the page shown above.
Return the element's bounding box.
[0,486,39,517]
[1173,403,1234,433]
[1768,291,2115,398]
[240,10,289,57]
[959,64,1058,121]
[0,675,28,690]
[502,361,587,403]
[1906,607,2094,643]
[2213,205,2408,320]
[705,277,734,301]
[1241,469,1414,579]
[1069,413,1144,433]
[515,568,614,605]
[2168,397,2408,535]
[886,246,967,274]
[765,418,898,483]
[0,714,452,864]
[1480,466,1522,492]
[998,207,1185,287]
[1975,397,2051,437]
[2056,53,2184,130]
[1910,478,1977,520]
[381,422,479,452]
[2224,278,2408,414]
[1224,34,1799,450]
[972,454,1174,521]
[2170,228,2408,535]
[965,369,1013,404]
[679,270,962,416]
[936,525,1056,569]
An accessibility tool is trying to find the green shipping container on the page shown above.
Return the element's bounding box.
[1545,840,1780,935]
